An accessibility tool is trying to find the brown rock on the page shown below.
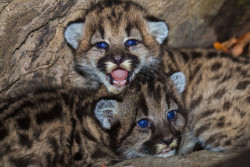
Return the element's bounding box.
[111,150,240,167]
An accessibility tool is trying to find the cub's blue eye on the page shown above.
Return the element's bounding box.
[167,110,176,120]
[125,39,138,47]
[96,42,108,49]
[137,119,149,128]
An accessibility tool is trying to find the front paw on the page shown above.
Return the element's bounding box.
[178,143,195,155]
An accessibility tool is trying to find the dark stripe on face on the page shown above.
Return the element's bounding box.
[140,140,156,155]
[165,93,172,109]
[125,23,133,37]
[98,24,105,39]
[35,103,62,125]
[97,53,139,72]
[138,93,149,116]
[147,77,155,96]
[127,53,140,70]
[154,85,162,101]
[236,80,250,90]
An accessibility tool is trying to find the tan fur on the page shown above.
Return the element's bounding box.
[162,48,250,153]
[0,73,186,166]
[67,0,250,156]
[65,0,162,94]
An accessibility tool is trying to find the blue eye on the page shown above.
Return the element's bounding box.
[137,119,149,128]
[125,39,138,47]
[96,42,108,49]
[167,110,176,120]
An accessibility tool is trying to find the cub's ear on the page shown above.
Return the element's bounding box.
[147,20,168,44]
[94,99,118,130]
[170,72,186,94]
[64,22,85,49]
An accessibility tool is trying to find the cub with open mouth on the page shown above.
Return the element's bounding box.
[64,0,168,94]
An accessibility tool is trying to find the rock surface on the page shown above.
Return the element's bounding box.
[112,150,244,167]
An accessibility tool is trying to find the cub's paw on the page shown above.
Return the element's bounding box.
[94,99,118,129]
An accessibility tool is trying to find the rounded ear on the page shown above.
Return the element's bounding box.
[170,72,186,94]
[94,99,118,130]
[64,22,85,49]
[147,21,168,44]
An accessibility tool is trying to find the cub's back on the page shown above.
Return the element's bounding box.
[163,49,250,153]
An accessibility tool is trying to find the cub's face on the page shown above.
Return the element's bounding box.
[95,72,187,159]
[64,1,168,94]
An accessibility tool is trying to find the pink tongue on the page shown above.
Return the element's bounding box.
[111,68,128,81]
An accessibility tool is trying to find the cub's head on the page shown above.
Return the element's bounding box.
[64,0,168,94]
[95,72,186,159]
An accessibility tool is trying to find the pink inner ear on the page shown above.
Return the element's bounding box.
[111,68,128,81]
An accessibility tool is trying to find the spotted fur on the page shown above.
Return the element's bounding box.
[64,0,168,94]
[162,48,250,154]
[0,72,186,166]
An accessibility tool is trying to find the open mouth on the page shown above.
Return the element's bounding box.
[106,68,132,88]
[159,148,172,154]
[157,147,175,158]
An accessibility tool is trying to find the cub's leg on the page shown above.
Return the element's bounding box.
[178,128,198,155]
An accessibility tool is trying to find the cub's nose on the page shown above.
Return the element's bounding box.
[113,56,124,65]
[162,137,173,146]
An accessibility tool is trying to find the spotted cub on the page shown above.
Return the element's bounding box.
[0,72,186,166]
[64,0,168,94]
[162,49,250,154]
